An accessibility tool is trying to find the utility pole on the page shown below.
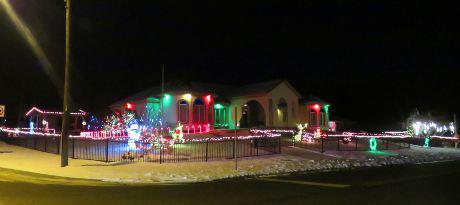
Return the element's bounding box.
[454,114,458,149]
[234,107,238,170]
[161,64,165,129]
[60,0,71,167]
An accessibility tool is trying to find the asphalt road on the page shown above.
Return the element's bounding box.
[1,160,460,205]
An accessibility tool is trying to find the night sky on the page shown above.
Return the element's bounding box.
[0,0,459,130]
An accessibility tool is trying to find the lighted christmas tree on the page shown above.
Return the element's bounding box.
[104,105,138,132]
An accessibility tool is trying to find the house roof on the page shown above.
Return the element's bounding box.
[231,79,302,98]
[25,107,87,116]
[110,81,236,107]
[110,79,305,108]
[300,95,329,104]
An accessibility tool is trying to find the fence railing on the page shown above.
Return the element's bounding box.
[0,135,281,163]
[282,136,412,153]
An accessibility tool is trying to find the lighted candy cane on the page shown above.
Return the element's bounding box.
[172,123,184,143]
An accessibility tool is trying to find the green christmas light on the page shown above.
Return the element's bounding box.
[424,137,430,148]
[214,103,224,109]
[369,137,377,151]
[164,94,171,101]
[162,94,172,107]
[324,104,330,113]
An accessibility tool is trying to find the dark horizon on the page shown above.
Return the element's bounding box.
[1,0,459,131]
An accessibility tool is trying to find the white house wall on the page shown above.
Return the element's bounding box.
[268,82,300,127]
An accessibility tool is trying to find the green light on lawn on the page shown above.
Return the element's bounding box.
[368,150,397,156]
[369,137,377,151]
[424,137,430,148]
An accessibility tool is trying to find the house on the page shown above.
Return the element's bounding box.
[109,80,331,131]
[25,107,88,133]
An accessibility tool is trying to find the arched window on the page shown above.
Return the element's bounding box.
[309,110,317,127]
[208,104,214,124]
[178,99,189,123]
[278,98,288,123]
[214,104,227,127]
[193,99,205,123]
[320,108,326,126]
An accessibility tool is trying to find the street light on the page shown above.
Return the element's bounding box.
[60,0,72,167]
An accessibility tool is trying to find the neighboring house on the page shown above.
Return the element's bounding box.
[109,80,330,131]
[25,107,88,133]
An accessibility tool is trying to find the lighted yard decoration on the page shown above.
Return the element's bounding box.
[172,123,184,143]
[294,123,308,142]
[424,137,430,148]
[127,123,141,149]
[406,117,456,148]
[314,128,321,139]
[29,121,34,134]
[409,120,455,138]
[369,137,378,151]
[341,136,352,144]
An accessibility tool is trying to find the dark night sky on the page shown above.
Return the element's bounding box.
[0,0,459,130]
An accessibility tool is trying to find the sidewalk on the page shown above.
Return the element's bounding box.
[1,141,460,184]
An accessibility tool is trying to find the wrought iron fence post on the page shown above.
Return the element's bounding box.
[142,143,145,162]
[159,143,163,164]
[386,139,389,150]
[233,138,236,159]
[72,138,75,159]
[205,140,209,162]
[337,137,340,151]
[278,137,281,154]
[321,137,324,153]
[256,138,259,156]
[34,136,37,150]
[105,138,109,163]
[44,137,47,152]
[355,138,358,151]
[57,137,60,154]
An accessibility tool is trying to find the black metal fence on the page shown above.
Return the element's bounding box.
[0,135,281,163]
[282,136,411,153]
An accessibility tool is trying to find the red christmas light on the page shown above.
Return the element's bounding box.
[312,104,321,112]
[205,95,212,104]
[125,102,135,110]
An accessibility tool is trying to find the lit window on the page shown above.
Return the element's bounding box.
[214,105,227,127]
[320,111,326,126]
[309,111,317,127]
[193,99,205,123]
[178,99,189,123]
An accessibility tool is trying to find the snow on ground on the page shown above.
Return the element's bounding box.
[1,141,460,184]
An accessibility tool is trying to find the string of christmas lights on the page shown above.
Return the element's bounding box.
[25,107,86,116]
[250,128,296,135]
[0,127,60,137]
